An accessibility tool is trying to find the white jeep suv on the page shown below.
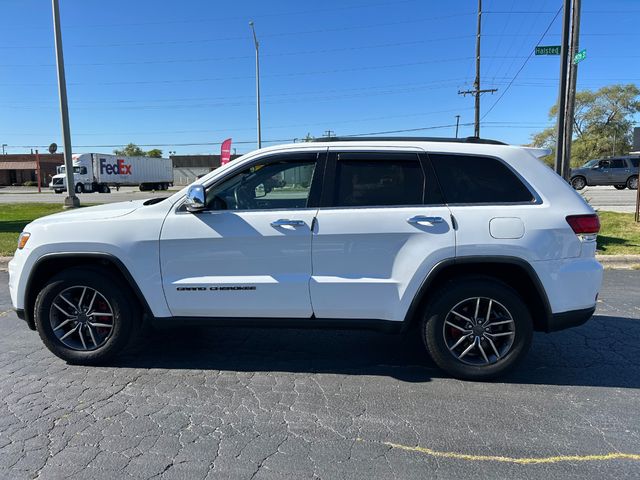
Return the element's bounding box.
[8,137,603,380]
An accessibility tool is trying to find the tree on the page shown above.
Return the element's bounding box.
[113,144,164,157]
[530,84,640,167]
[114,143,146,157]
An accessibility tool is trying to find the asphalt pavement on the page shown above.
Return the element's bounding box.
[580,186,639,213]
[0,271,639,479]
[0,185,638,212]
[0,186,178,204]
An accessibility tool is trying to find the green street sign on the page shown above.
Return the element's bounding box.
[535,45,561,55]
[574,49,587,64]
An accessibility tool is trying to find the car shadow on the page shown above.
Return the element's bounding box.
[111,314,640,388]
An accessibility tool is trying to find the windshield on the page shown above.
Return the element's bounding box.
[582,159,600,168]
[58,166,86,174]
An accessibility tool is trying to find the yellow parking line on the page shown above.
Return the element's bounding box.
[379,441,640,464]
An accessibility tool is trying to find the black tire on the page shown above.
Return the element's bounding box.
[54,189,63,194]
[628,175,638,190]
[421,277,533,381]
[75,183,84,194]
[139,184,147,192]
[34,267,139,365]
[614,185,626,190]
[99,184,110,193]
[571,176,586,190]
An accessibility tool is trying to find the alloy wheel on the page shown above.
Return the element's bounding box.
[49,286,115,351]
[442,297,516,366]
[571,177,585,190]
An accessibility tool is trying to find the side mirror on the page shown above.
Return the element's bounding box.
[185,184,206,212]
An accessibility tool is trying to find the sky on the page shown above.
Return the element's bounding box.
[0,0,638,156]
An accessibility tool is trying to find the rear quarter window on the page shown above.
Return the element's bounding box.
[429,154,535,204]
[630,158,639,168]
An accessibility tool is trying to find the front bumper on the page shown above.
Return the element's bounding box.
[547,306,595,332]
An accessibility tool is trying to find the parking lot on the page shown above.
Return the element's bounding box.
[0,270,638,479]
[0,186,180,204]
[1,185,637,212]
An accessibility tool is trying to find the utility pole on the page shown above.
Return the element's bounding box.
[52,0,79,208]
[458,0,497,138]
[455,115,461,138]
[249,21,262,149]
[323,130,335,138]
[554,0,572,177]
[561,0,581,180]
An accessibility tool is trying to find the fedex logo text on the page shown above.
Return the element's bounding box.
[100,158,132,175]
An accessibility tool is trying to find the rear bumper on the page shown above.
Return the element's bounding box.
[547,306,595,332]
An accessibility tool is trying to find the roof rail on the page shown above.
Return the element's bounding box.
[313,136,507,145]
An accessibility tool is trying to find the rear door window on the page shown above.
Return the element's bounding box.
[610,159,627,169]
[331,153,426,207]
[429,154,535,204]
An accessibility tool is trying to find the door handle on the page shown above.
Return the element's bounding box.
[407,215,445,225]
[270,219,306,227]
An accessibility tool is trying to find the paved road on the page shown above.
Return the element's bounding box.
[0,186,179,204]
[1,185,639,213]
[580,186,639,213]
[0,271,639,479]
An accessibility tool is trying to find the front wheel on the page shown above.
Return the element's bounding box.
[75,183,84,194]
[628,175,638,190]
[34,267,138,364]
[614,185,626,190]
[421,278,533,380]
[571,176,586,190]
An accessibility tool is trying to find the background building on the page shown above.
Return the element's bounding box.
[170,154,240,185]
[0,154,63,186]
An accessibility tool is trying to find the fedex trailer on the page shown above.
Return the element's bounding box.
[50,154,173,193]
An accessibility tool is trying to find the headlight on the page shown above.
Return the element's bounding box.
[17,232,30,250]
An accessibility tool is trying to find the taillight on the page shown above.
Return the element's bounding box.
[566,214,600,234]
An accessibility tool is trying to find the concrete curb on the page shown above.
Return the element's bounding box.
[596,254,640,270]
[2,255,640,272]
[0,257,11,271]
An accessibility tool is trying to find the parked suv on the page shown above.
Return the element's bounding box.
[570,156,639,190]
[9,138,603,380]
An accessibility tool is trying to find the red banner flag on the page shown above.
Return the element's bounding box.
[220,138,232,165]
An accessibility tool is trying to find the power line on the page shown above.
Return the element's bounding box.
[0,57,474,87]
[4,0,424,30]
[0,35,476,68]
[4,108,477,137]
[0,13,475,50]
[4,122,482,148]
[482,6,563,120]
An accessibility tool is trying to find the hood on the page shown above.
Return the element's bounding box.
[29,200,146,226]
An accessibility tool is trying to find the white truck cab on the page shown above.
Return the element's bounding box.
[50,154,92,193]
[10,138,603,380]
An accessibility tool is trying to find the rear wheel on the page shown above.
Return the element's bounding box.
[628,175,638,190]
[571,176,586,190]
[421,278,533,380]
[614,184,626,190]
[34,267,139,364]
